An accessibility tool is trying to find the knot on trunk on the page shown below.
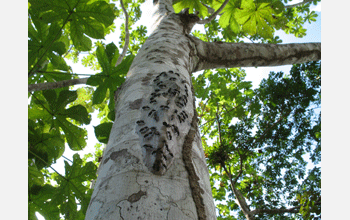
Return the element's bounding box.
[178,8,200,34]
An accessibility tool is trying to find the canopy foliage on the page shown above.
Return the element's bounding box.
[28,0,321,219]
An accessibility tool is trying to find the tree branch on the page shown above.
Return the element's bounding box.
[219,146,248,218]
[230,183,256,220]
[251,206,300,215]
[251,199,321,215]
[188,35,321,72]
[116,0,130,67]
[197,0,230,24]
[284,0,314,9]
[201,3,215,14]
[28,78,89,92]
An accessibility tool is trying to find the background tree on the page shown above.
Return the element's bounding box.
[27,0,321,219]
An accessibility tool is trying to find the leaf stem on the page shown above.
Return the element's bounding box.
[115,0,130,66]
[197,0,230,24]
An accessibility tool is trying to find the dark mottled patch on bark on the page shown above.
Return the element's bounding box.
[142,75,152,85]
[173,48,186,58]
[129,98,143,109]
[104,149,140,165]
[127,190,147,203]
[171,57,179,65]
[179,43,188,52]
[154,60,165,64]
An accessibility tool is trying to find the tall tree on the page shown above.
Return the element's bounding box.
[28,0,321,219]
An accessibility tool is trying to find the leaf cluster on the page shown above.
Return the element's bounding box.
[29,154,97,220]
[178,0,320,43]
[28,0,140,219]
[195,61,321,219]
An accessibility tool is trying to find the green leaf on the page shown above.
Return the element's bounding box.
[113,55,134,76]
[35,154,96,219]
[92,83,108,105]
[51,41,68,56]
[271,0,285,14]
[78,1,116,27]
[229,16,240,33]
[29,184,61,220]
[28,117,65,170]
[29,0,70,23]
[79,17,105,39]
[94,122,113,144]
[64,105,91,125]
[57,90,78,108]
[61,154,96,216]
[49,52,69,71]
[173,0,208,18]
[219,11,231,28]
[86,74,105,86]
[56,117,87,151]
[70,19,92,51]
[42,90,57,110]
[106,42,119,67]
[28,162,45,187]
[96,45,110,73]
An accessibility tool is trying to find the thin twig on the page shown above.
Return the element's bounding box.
[197,0,230,24]
[116,0,130,66]
[244,34,256,43]
[232,153,244,186]
[216,104,223,144]
[62,155,73,164]
[29,148,66,180]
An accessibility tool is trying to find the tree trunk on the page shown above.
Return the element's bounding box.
[85,1,321,219]
[85,1,216,219]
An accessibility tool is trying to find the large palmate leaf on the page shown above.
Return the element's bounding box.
[29,90,91,151]
[87,43,134,105]
[29,184,61,220]
[234,0,280,38]
[28,0,117,79]
[29,154,97,220]
[215,0,242,33]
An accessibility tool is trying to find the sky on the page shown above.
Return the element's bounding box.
[36,1,321,219]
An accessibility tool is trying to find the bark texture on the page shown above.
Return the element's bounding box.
[85,2,216,219]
